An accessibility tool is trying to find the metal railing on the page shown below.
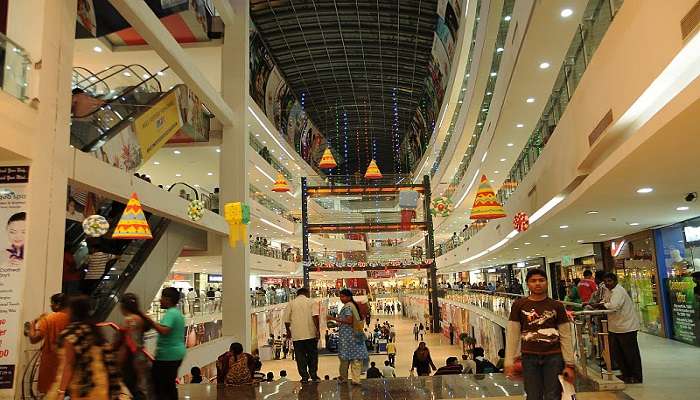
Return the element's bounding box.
[249,184,296,222]
[249,133,295,187]
[0,32,31,102]
[250,242,301,262]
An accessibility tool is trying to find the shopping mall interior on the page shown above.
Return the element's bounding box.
[1,0,700,399]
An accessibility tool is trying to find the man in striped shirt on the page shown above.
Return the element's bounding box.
[81,245,116,294]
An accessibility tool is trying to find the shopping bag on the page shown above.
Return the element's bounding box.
[559,375,577,400]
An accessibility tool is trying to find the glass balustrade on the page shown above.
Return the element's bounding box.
[249,184,296,222]
[249,133,295,188]
[0,32,31,102]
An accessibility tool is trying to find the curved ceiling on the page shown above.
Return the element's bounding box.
[250,0,438,173]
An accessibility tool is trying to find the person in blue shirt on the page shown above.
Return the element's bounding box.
[144,287,186,399]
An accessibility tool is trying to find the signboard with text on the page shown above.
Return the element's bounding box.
[667,277,700,346]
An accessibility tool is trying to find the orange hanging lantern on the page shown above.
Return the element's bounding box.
[470,175,506,220]
[364,159,383,179]
[318,148,337,169]
[271,172,290,193]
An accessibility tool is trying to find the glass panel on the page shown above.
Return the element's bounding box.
[0,33,31,102]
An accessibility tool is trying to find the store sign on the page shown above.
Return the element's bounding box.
[667,277,700,346]
[133,91,183,163]
[207,274,222,283]
[0,166,29,389]
[684,225,700,243]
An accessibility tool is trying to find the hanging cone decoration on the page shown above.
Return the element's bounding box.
[364,159,382,179]
[470,175,506,220]
[112,193,152,239]
[318,148,337,169]
[224,202,250,247]
[271,172,290,193]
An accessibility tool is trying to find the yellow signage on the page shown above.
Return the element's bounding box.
[133,91,183,162]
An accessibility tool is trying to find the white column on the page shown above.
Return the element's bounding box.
[220,0,251,350]
[7,1,76,397]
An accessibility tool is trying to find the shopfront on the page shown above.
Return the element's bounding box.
[602,230,665,337]
[654,217,700,346]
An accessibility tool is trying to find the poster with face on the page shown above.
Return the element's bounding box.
[0,166,29,389]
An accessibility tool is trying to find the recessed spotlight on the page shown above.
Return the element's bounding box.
[173,150,181,154]
[496,47,504,53]
[175,173,182,177]
[560,245,567,248]
[513,247,520,250]
[216,148,221,153]
[157,71,165,76]
[539,62,550,69]
[559,225,569,229]
[153,161,160,165]
[636,187,653,194]
[194,184,200,188]
[526,97,535,103]
[516,123,524,128]
[586,210,599,215]
[93,46,103,53]
[577,240,584,243]
[499,158,506,162]
[676,206,690,211]
[524,242,531,245]
[599,233,607,236]
[142,74,150,79]
[489,179,495,183]
[540,234,549,238]
[560,8,573,18]
[504,15,512,21]
[507,143,514,147]
[207,172,214,176]
[494,170,500,174]
[490,72,497,77]
[123,71,132,77]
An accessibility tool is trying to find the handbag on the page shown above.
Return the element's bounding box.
[559,375,576,400]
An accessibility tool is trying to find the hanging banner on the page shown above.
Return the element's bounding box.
[133,91,183,163]
[0,166,29,389]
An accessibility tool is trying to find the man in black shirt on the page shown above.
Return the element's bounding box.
[434,357,463,375]
[366,361,383,379]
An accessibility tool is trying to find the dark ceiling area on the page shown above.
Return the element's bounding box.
[250,0,438,174]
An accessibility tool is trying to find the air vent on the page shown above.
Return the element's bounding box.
[588,109,613,146]
[681,1,700,40]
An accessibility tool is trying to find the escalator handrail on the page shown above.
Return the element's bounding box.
[76,81,182,153]
[167,182,201,200]
[72,64,130,92]
[76,64,163,96]
[72,66,97,86]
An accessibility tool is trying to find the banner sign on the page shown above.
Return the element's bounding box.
[0,166,29,389]
[133,91,183,163]
[667,277,700,346]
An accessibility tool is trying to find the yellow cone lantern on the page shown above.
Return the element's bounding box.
[271,172,290,193]
[318,148,337,169]
[364,159,383,180]
[470,175,506,220]
[112,193,152,239]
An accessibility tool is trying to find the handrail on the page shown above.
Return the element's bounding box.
[167,182,200,200]
[96,322,156,362]
[77,64,159,94]
[73,64,129,89]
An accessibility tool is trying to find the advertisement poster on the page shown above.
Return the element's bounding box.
[667,277,700,346]
[76,0,97,36]
[133,91,184,163]
[0,166,29,389]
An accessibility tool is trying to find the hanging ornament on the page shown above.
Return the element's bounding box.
[271,172,291,193]
[113,193,152,239]
[319,148,337,169]
[187,199,205,221]
[430,196,453,217]
[224,202,250,247]
[470,175,506,220]
[513,212,530,232]
[364,159,382,179]
[82,214,109,237]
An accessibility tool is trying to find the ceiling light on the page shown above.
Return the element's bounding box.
[142,74,150,79]
[516,123,524,128]
[628,222,640,226]
[504,15,512,21]
[248,107,296,161]
[157,71,165,76]
[194,184,200,187]
[500,158,506,162]
[490,72,497,77]
[93,46,103,53]
[207,172,214,176]
[577,239,584,243]
[513,247,519,250]
[123,71,132,77]
[175,173,182,177]
[524,242,531,245]
[496,47,504,53]
[586,210,599,214]
[560,8,574,18]
[636,187,653,194]
[494,170,500,174]
[216,148,221,153]
[539,62,551,69]
[490,179,495,183]
[526,97,535,103]
[560,245,567,248]
[559,225,569,229]
[540,234,549,238]
[676,206,690,211]
[173,150,181,155]
[599,233,607,236]
[153,161,160,165]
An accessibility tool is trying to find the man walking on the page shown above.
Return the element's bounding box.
[413,323,419,341]
[598,273,643,384]
[505,268,575,400]
[449,323,455,345]
[283,287,321,383]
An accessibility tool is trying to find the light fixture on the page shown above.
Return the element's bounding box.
[516,123,524,128]
[526,97,535,103]
[628,222,640,226]
[173,150,181,154]
[540,234,550,238]
[123,71,132,77]
[216,148,221,153]
[636,187,653,194]
[207,172,214,176]
[560,8,573,18]
[248,107,296,161]
[157,71,165,76]
[496,47,504,53]
[599,233,607,236]
[494,170,500,174]
[513,247,519,250]
[586,210,599,215]
[490,72,497,77]
[500,158,506,162]
[577,239,584,243]
[560,245,567,248]
[93,46,103,53]
[559,225,569,229]
[153,161,160,165]
[539,62,550,69]
[524,242,531,245]
[507,143,514,147]
[175,173,182,177]
[677,206,690,211]
[142,74,150,79]
[504,15,512,21]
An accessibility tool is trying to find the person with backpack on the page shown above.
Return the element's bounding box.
[472,347,497,373]
[327,288,369,385]
[410,342,436,376]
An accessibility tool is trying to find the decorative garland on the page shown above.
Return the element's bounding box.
[513,212,530,232]
[82,215,109,237]
[187,199,205,221]
[430,196,453,217]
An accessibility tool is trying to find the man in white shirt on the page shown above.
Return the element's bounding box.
[186,288,197,316]
[381,360,396,378]
[599,273,643,384]
[214,288,222,311]
[283,287,320,383]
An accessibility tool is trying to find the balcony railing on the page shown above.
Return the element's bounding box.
[249,132,295,189]
[0,32,31,102]
[249,184,296,222]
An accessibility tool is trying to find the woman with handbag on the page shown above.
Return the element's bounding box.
[327,288,369,385]
[118,293,152,400]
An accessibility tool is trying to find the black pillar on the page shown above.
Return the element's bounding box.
[301,177,310,287]
[423,175,440,333]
